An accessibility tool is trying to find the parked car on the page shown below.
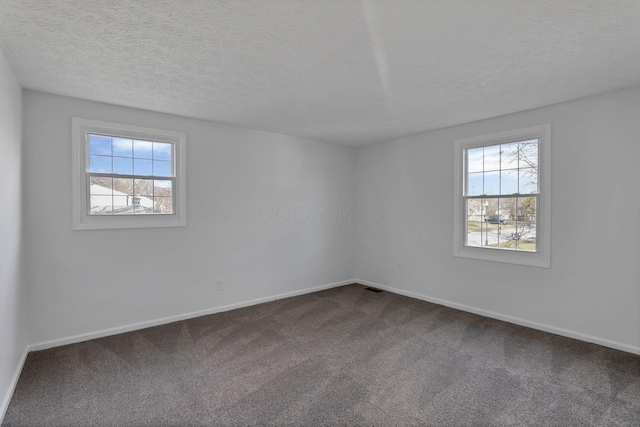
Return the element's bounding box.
[485,217,506,224]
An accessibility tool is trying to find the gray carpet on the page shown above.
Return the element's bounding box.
[3,284,640,426]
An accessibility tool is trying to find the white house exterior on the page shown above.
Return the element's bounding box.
[90,184,155,214]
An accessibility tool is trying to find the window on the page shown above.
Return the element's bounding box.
[72,118,186,230]
[453,124,550,268]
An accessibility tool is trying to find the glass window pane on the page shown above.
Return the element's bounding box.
[501,142,519,169]
[515,197,537,252]
[466,198,501,247]
[458,129,545,260]
[89,176,112,193]
[89,177,113,215]
[113,157,133,175]
[485,198,499,222]
[467,172,483,196]
[153,142,172,161]
[153,160,172,177]
[517,196,536,223]
[89,155,112,173]
[90,192,113,214]
[113,178,133,195]
[479,197,504,249]
[519,140,538,168]
[494,197,514,248]
[153,180,173,197]
[134,179,153,196]
[467,199,499,247]
[154,197,173,214]
[483,221,500,247]
[500,169,518,194]
[466,198,486,247]
[467,148,483,173]
[483,198,501,226]
[133,202,153,214]
[132,195,154,214]
[483,145,500,171]
[89,135,111,155]
[519,168,538,194]
[112,138,132,157]
[133,140,153,159]
[490,197,537,251]
[134,159,153,176]
[112,195,133,214]
[484,171,499,195]
[497,197,515,223]
[467,196,537,252]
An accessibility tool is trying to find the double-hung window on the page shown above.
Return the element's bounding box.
[453,124,550,267]
[72,118,186,230]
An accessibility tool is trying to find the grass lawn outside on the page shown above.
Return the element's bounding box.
[489,240,537,251]
[467,221,515,233]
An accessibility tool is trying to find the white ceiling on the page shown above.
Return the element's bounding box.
[2,1,640,146]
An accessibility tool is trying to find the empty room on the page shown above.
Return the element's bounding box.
[1,1,639,425]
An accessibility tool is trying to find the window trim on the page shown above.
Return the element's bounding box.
[453,124,551,268]
[72,117,187,230]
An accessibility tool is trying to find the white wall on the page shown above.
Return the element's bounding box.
[16,82,640,363]
[356,86,640,353]
[23,91,356,346]
[0,49,26,418]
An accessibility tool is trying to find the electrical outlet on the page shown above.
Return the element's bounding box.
[217,279,224,291]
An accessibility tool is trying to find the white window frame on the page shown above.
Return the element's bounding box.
[453,124,551,268]
[72,117,187,230]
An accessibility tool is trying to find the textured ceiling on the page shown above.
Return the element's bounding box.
[1,1,640,146]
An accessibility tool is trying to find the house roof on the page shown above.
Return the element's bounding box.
[90,184,155,214]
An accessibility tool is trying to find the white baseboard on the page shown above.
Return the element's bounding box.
[30,279,354,352]
[30,278,640,355]
[356,279,640,356]
[0,347,28,424]
[6,277,638,424]
[18,276,640,416]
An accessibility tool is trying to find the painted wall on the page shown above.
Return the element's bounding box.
[23,91,356,345]
[0,49,26,418]
[17,83,640,357]
[356,86,640,353]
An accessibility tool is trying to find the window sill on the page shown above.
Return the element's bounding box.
[454,245,550,268]
[72,213,186,231]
